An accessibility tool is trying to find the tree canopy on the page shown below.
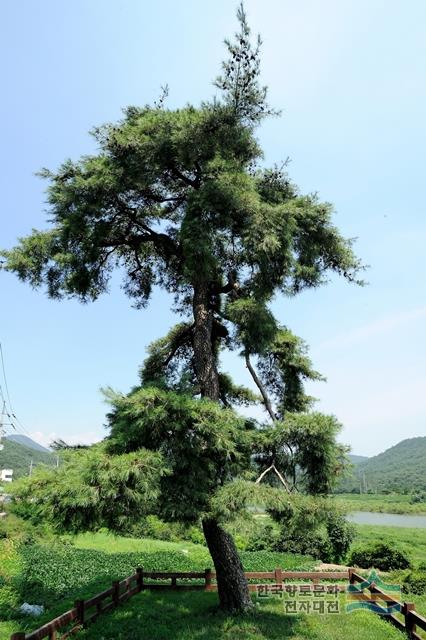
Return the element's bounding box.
[4,4,362,613]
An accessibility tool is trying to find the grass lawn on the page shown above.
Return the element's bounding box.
[3,527,425,640]
[72,532,203,553]
[335,493,426,515]
[353,524,426,567]
[77,589,405,640]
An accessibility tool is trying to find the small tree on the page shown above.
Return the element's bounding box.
[3,5,362,612]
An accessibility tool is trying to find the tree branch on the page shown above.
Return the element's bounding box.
[163,324,194,367]
[244,352,275,421]
[255,464,290,493]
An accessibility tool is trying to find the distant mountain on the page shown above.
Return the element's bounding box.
[6,434,51,453]
[349,454,369,465]
[0,438,56,480]
[338,437,426,493]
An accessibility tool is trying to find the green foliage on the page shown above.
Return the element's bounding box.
[0,438,56,479]
[244,522,279,552]
[226,298,277,355]
[1,0,362,321]
[138,326,260,408]
[224,514,281,552]
[256,413,347,494]
[214,2,276,124]
[0,583,20,620]
[334,492,426,515]
[128,515,205,547]
[0,512,44,545]
[106,387,254,523]
[403,570,426,595]
[257,328,324,415]
[351,524,426,569]
[12,445,165,534]
[139,322,195,391]
[270,495,354,563]
[337,437,426,494]
[209,480,291,523]
[217,373,260,407]
[324,511,355,563]
[0,8,362,605]
[348,542,411,571]
[15,539,314,607]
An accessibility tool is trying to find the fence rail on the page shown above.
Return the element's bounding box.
[349,570,426,639]
[10,568,426,640]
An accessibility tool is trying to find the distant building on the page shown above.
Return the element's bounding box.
[0,469,13,482]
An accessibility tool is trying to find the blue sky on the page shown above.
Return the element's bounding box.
[1,0,425,456]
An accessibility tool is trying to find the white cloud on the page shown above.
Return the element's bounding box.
[315,306,426,353]
[29,430,102,450]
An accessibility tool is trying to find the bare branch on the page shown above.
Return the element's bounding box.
[255,464,291,493]
[244,352,275,421]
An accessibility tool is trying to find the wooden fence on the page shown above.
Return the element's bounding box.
[10,568,426,640]
[349,570,426,639]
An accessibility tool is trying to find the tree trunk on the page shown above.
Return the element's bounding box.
[192,280,252,613]
[192,281,220,400]
[203,517,253,613]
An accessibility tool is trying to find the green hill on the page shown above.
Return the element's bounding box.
[0,438,56,480]
[348,454,369,465]
[6,433,51,453]
[339,437,426,493]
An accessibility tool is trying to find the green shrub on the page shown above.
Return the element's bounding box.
[128,516,206,546]
[0,584,20,619]
[273,509,353,563]
[324,512,354,562]
[403,570,426,595]
[0,513,38,544]
[348,543,410,571]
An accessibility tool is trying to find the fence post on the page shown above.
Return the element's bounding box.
[348,568,354,584]
[274,567,283,585]
[403,602,416,637]
[112,580,120,606]
[75,599,85,627]
[204,567,212,591]
[136,567,144,592]
[10,634,26,640]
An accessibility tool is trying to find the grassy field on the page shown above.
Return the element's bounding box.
[0,533,315,640]
[2,526,425,640]
[78,589,405,640]
[353,524,426,567]
[335,493,426,515]
[353,523,426,618]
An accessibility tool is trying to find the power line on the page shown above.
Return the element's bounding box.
[0,342,33,438]
[0,343,14,414]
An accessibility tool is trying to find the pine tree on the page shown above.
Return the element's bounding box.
[3,4,363,612]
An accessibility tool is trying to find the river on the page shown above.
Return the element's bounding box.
[348,511,426,528]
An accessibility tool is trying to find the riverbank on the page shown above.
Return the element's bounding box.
[335,493,426,515]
